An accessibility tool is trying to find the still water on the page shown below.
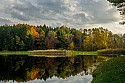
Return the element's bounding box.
[0,55,110,83]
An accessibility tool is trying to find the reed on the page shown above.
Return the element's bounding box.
[98,49,125,55]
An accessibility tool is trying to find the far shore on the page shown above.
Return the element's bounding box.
[0,50,98,56]
[0,49,124,56]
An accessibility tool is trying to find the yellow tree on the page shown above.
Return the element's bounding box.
[69,42,74,50]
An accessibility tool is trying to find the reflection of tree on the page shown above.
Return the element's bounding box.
[107,0,125,24]
[0,55,108,82]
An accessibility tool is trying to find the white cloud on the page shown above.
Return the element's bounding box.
[63,0,69,4]
[0,17,14,25]
[0,4,4,10]
[69,6,76,12]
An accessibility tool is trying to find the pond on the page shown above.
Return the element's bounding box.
[0,55,111,83]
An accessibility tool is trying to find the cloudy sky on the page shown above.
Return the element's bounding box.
[0,0,124,34]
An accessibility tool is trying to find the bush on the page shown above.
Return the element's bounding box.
[98,49,125,55]
[92,56,125,83]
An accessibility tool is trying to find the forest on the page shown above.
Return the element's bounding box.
[0,24,125,51]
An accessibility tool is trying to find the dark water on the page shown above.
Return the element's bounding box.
[0,55,110,83]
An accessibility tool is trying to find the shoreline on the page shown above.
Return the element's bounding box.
[0,50,98,56]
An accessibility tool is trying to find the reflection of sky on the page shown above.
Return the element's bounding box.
[0,73,93,83]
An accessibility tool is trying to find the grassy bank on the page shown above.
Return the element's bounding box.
[92,56,125,83]
[1,49,125,56]
[0,51,30,55]
[72,51,98,56]
[0,50,98,56]
[98,49,125,55]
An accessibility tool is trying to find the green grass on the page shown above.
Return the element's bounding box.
[92,56,125,83]
[0,51,30,55]
[0,50,98,56]
[71,51,98,56]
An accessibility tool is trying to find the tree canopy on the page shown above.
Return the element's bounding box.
[0,24,125,51]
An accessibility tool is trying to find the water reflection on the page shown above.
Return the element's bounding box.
[0,55,109,82]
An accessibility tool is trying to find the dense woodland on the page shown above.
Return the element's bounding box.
[0,24,125,51]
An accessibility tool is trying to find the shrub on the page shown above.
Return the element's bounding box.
[92,56,125,83]
[98,49,125,55]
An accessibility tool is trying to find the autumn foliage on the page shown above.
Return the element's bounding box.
[0,24,125,51]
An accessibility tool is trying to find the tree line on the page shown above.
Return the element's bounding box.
[0,24,125,51]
